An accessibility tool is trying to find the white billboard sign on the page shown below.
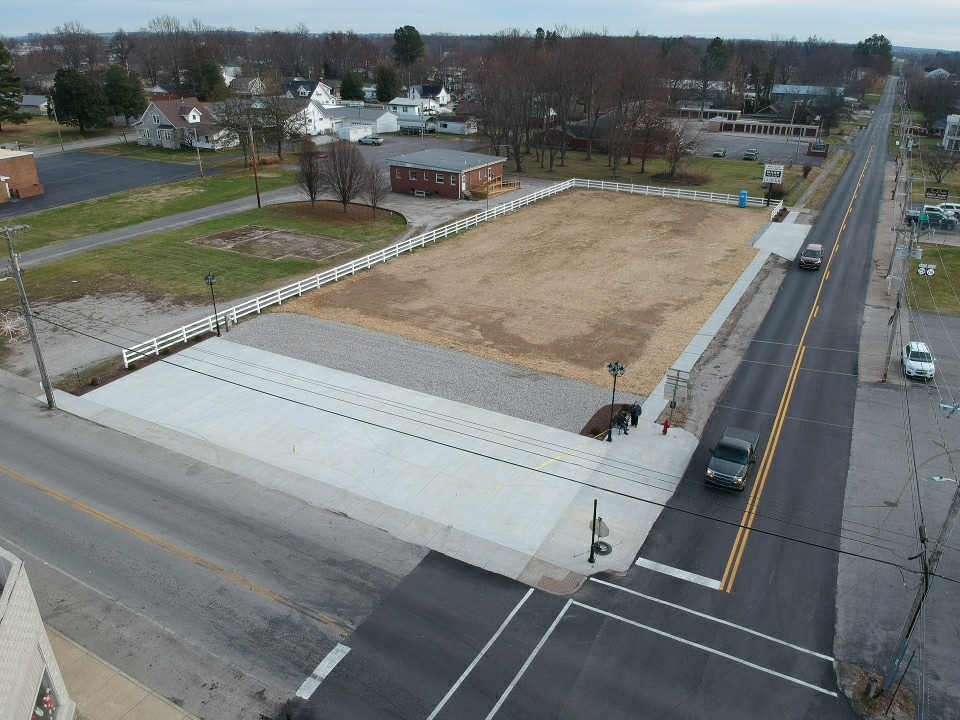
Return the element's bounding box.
[763,164,785,185]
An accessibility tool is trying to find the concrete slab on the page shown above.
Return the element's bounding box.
[752,220,811,260]
[60,341,698,584]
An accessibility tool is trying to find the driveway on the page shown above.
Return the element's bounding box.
[0,150,211,220]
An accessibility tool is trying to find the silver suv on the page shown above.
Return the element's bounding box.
[743,148,759,161]
[902,341,935,380]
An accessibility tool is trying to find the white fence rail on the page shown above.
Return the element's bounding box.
[122,178,776,366]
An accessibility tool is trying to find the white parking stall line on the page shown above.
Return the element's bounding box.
[590,578,834,662]
[427,588,534,720]
[634,557,722,590]
[572,601,837,697]
[296,643,351,699]
[484,599,572,720]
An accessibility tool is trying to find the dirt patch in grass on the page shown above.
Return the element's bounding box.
[277,189,768,396]
[191,225,357,262]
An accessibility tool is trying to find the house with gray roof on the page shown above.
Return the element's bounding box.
[386,149,505,199]
[17,95,49,116]
[324,106,399,135]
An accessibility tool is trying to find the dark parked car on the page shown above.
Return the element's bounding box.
[799,243,824,270]
[712,148,726,158]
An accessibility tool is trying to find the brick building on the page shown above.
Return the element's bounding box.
[387,149,506,199]
[0,548,75,720]
[0,149,44,204]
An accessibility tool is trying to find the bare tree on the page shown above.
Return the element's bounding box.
[320,140,368,213]
[256,95,307,159]
[923,148,960,184]
[664,118,704,180]
[365,161,389,217]
[209,97,259,165]
[296,139,324,208]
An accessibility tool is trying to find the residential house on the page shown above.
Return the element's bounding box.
[325,106,399,135]
[229,77,267,98]
[925,68,951,80]
[387,149,505,199]
[388,97,439,130]
[0,148,44,203]
[17,95,49,116]
[435,114,477,135]
[944,115,960,151]
[282,78,339,107]
[133,98,235,150]
[409,84,451,107]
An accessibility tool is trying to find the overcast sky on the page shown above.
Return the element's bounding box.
[6,0,960,54]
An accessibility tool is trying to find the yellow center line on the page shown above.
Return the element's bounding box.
[0,462,349,635]
[720,147,873,593]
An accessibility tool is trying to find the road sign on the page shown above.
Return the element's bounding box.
[664,368,690,402]
[590,518,610,538]
[925,188,949,201]
[918,263,937,276]
[762,164,785,185]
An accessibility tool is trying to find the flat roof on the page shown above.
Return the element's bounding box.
[387,149,502,173]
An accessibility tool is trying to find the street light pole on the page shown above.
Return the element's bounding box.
[204,273,221,336]
[606,361,625,442]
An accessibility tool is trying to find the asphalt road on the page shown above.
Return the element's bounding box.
[282,84,899,719]
[0,150,210,221]
[0,381,425,719]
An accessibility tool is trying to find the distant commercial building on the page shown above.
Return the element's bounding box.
[0,547,75,720]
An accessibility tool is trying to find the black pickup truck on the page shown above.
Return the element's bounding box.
[904,205,958,230]
[705,426,760,491]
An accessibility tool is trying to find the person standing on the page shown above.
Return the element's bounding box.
[630,401,641,427]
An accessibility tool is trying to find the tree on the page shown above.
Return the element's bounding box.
[256,95,307,160]
[0,41,30,131]
[340,71,364,101]
[109,29,136,68]
[296,139,324,208]
[52,67,111,132]
[696,37,729,114]
[854,34,893,75]
[663,119,704,180]
[209,98,259,166]
[186,59,228,102]
[375,64,402,102]
[104,65,146,125]
[909,71,960,133]
[393,25,425,68]
[319,140,367,213]
[923,148,960,184]
[365,161,389,217]
[811,87,850,136]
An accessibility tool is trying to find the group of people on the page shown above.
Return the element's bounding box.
[614,401,642,435]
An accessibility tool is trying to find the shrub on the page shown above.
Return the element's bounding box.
[257,154,282,166]
[802,164,813,179]
[89,377,100,386]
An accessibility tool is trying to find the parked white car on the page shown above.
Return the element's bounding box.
[902,341,935,380]
[937,202,960,218]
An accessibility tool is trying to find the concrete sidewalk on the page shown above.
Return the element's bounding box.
[47,625,198,720]
[54,340,699,592]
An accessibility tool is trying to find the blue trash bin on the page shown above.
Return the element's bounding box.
[738,190,748,208]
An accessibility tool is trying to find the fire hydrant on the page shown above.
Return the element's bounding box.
[662,418,670,435]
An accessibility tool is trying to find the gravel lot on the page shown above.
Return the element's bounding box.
[226,313,642,434]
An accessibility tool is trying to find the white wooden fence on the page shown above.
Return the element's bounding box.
[122,179,779,366]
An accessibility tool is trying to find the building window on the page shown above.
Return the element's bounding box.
[451,176,457,185]
[409,171,417,180]
[152,114,160,124]
[436,173,444,183]
[33,670,60,720]
[395,169,401,178]
[488,167,493,179]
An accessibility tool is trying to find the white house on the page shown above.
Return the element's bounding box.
[229,77,267,98]
[17,95,49,116]
[283,78,339,108]
[133,98,236,150]
[388,97,440,129]
[944,114,960,151]
[435,114,477,135]
[408,84,451,107]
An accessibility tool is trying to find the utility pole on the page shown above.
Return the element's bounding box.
[3,225,56,409]
[880,478,960,697]
[249,126,262,208]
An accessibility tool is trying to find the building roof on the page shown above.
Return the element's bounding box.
[325,107,397,121]
[19,95,48,106]
[388,97,422,106]
[0,148,33,160]
[387,149,502,173]
[417,84,445,98]
[772,84,842,97]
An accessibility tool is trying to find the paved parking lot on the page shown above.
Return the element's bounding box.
[0,150,213,220]
[702,131,829,167]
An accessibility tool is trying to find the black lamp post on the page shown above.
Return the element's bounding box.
[204,273,221,337]
[606,361,625,442]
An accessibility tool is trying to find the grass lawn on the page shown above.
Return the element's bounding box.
[0,116,122,147]
[0,202,407,307]
[805,150,854,211]
[12,170,300,253]
[515,152,804,198]
[908,244,960,315]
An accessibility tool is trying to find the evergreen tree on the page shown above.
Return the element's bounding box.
[0,41,30,131]
[186,59,228,102]
[340,72,365,101]
[52,67,111,132]
[392,26,425,67]
[104,64,147,125]
[375,65,402,102]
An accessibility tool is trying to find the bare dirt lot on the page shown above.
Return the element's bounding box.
[279,189,769,396]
